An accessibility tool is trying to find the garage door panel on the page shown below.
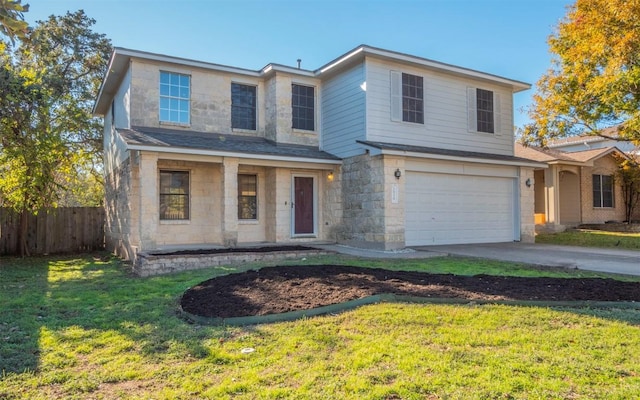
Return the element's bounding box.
[406,172,516,246]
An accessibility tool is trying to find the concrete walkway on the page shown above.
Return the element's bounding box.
[318,242,640,277]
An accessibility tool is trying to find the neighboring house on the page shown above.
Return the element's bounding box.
[515,143,637,231]
[546,126,640,155]
[93,44,544,261]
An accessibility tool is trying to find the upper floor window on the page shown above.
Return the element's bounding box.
[390,71,424,124]
[476,89,494,133]
[159,170,190,220]
[593,174,613,208]
[468,87,501,134]
[292,84,315,131]
[238,174,258,220]
[159,71,190,124]
[231,83,256,130]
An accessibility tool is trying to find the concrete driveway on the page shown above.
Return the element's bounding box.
[414,242,640,277]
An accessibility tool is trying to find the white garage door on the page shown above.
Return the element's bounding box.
[405,172,517,246]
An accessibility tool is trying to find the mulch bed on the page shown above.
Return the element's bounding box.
[180,265,640,318]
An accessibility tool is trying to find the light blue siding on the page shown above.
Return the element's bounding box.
[365,58,516,156]
[321,63,366,158]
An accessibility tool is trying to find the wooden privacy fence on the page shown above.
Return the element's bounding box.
[0,207,105,256]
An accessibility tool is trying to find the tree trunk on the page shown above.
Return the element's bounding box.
[18,208,31,257]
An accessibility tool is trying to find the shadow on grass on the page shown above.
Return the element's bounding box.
[0,254,251,375]
[0,256,50,373]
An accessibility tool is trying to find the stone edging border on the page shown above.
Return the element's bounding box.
[177,294,640,327]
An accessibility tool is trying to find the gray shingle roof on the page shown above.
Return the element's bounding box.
[118,126,341,161]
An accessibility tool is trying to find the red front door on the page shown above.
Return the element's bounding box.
[294,177,314,235]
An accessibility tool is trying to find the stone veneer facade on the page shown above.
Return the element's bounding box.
[519,167,536,243]
[339,153,406,250]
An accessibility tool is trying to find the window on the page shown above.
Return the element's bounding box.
[292,84,315,130]
[476,88,494,133]
[231,83,257,130]
[593,174,613,208]
[402,73,424,124]
[159,71,190,124]
[390,71,424,124]
[238,174,257,220]
[159,171,189,220]
[468,88,501,134]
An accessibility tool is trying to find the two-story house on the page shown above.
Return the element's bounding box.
[93,45,543,261]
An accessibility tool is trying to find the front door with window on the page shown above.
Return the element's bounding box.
[293,176,315,235]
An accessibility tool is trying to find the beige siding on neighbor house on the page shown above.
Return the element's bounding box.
[559,170,581,225]
[364,57,515,156]
[580,155,626,223]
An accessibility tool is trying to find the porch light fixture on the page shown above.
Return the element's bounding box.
[525,178,532,188]
[394,169,402,179]
[327,171,334,181]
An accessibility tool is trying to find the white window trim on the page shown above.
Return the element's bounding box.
[390,70,425,124]
[593,174,614,208]
[291,83,317,132]
[467,87,501,135]
[159,71,191,125]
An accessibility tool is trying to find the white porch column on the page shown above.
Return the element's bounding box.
[138,152,159,250]
[222,157,239,247]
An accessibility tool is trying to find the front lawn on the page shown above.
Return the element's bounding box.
[536,229,640,250]
[1,254,639,399]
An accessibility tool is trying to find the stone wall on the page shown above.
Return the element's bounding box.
[519,167,536,243]
[340,153,405,250]
[104,157,136,260]
[133,248,334,277]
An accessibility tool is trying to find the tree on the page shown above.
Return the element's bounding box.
[0,0,29,43]
[0,10,111,256]
[616,157,640,222]
[521,0,640,146]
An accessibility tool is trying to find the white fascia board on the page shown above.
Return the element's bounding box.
[261,63,315,77]
[373,148,548,169]
[116,47,261,77]
[317,46,365,74]
[126,144,342,165]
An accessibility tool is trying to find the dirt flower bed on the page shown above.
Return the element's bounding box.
[180,265,640,318]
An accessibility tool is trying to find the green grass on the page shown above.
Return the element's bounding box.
[536,229,640,250]
[1,254,640,399]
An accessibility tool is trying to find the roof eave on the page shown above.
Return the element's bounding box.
[125,143,342,165]
[359,143,547,169]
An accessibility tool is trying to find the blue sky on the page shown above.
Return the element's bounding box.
[26,0,571,129]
